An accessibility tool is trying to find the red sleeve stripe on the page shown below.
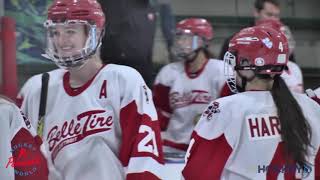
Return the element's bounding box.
[153,84,172,130]
[220,83,233,97]
[182,132,232,180]
[153,84,172,114]
[119,101,164,167]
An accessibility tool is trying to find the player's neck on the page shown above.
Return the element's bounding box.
[245,78,274,91]
[68,56,103,88]
[187,52,207,73]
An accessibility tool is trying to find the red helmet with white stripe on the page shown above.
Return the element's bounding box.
[44,0,105,69]
[224,26,289,93]
[171,18,213,61]
[176,18,213,41]
[256,18,295,55]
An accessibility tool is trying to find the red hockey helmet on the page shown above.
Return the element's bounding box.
[256,18,295,55]
[47,0,105,29]
[44,0,105,69]
[224,26,289,93]
[176,18,213,41]
[171,18,213,61]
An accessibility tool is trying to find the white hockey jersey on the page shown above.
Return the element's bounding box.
[18,64,164,180]
[153,59,231,152]
[315,87,320,98]
[182,91,320,180]
[0,98,48,180]
[281,61,304,93]
[307,87,320,105]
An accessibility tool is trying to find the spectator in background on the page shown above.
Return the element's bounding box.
[157,0,176,51]
[253,0,280,21]
[220,0,304,93]
[153,18,231,154]
[219,0,280,60]
[98,0,157,87]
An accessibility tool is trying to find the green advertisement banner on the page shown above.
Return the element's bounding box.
[5,0,53,65]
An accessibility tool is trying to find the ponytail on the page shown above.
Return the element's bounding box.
[271,75,311,166]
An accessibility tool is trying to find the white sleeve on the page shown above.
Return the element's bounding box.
[153,64,174,86]
[117,68,164,179]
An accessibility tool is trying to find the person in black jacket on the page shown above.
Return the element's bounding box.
[98,0,157,87]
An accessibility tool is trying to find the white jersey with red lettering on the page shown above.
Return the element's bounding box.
[18,64,164,180]
[0,98,48,180]
[153,59,231,152]
[281,61,304,93]
[183,91,320,180]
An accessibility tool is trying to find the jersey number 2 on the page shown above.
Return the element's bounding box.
[138,125,159,156]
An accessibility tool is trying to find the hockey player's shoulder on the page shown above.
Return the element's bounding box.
[0,97,19,116]
[21,69,65,94]
[294,92,320,108]
[212,93,244,108]
[0,96,15,107]
[206,59,228,73]
[160,61,183,73]
[153,61,183,81]
[106,64,144,81]
[195,94,249,140]
[24,69,65,88]
[207,59,225,66]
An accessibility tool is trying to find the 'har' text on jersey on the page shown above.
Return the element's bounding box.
[47,110,113,162]
[246,114,281,141]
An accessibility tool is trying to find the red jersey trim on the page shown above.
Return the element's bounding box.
[182,132,232,180]
[119,101,164,166]
[184,59,209,79]
[153,84,172,130]
[127,171,161,180]
[63,65,106,96]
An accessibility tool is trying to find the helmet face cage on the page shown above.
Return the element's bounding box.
[44,20,102,69]
[171,29,204,61]
[224,51,238,93]
[171,18,213,61]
